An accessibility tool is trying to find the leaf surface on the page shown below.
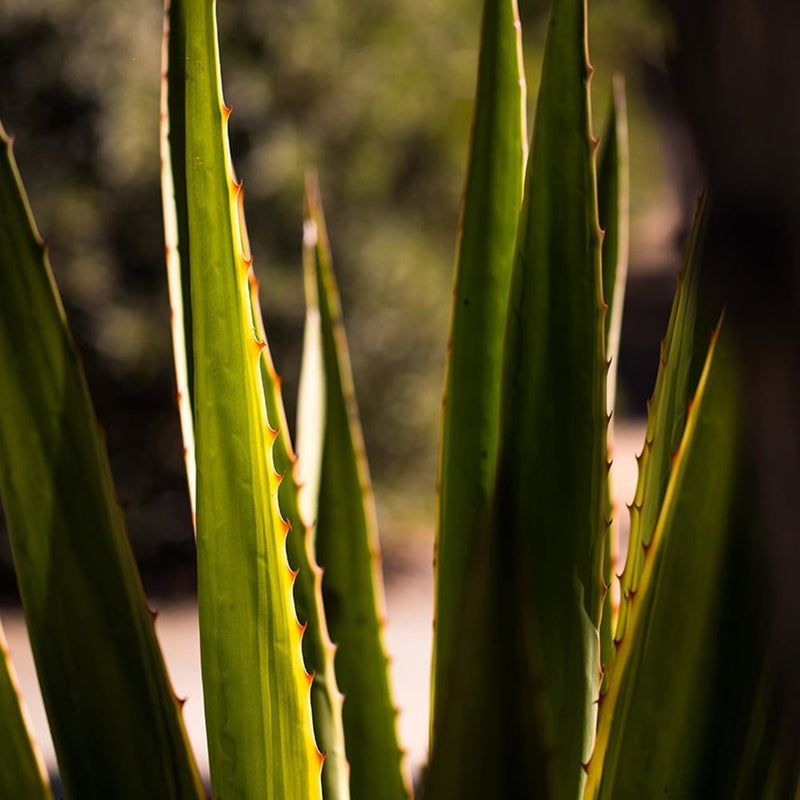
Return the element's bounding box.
[423,0,532,795]
[251,189,349,799]
[165,1,322,795]
[161,0,196,514]
[428,0,526,775]
[491,0,607,795]
[0,120,204,798]
[614,195,714,645]
[596,75,629,682]
[302,176,410,800]
[588,317,799,797]
[586,327,742,797]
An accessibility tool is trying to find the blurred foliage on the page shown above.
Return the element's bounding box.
[0,0,676,584]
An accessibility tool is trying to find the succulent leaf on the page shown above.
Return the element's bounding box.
[252,184,349,799]
[163,0,322,795]
[598,75,630,409]
[302,174,411,800]
[491,0,607,795]
[0,120,204,798]
[161,0,196,516]
[585,325,741,797]
[596,75,629,684]
[428,0,526,785]
[614,195,714,645]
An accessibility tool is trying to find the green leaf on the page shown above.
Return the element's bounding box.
[161,0,196,514]
[166,0,322,795]
[428,0,526,776]
[164,5,343,792]
[491,0,606,795]
[586,326,744,797]
[614,195,715,646]
[598,74,629,407]
[0,623,51,799]
[596,75,629,684]
[302,175,410,800]
[589,322,798,797]
[0,121,204,798]
[250,179,349,800]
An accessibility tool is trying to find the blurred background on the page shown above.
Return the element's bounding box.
[0,0,699,783]
[0,0,697,594]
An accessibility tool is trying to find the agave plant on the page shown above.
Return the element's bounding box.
[0,0,797,798]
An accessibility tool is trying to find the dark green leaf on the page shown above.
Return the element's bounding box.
[596,74,629,684]
[167,1,322,795]
[491,0,607,795]
[0,119,204,799]
[428,0,526,775]
[303,175,410,800]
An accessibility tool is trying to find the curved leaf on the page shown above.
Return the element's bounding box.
[160,0,196,516]
[165,0,322,795]
[586,326,740,797]
[614,195,714,645]
[597,75,629,682]
[302,175,410,800]
[598,74,630,411]
[428,0,526,783]
[491,0,606,795]
[251,190,349,799]
[0,120,204,798]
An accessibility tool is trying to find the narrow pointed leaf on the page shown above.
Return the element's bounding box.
[161,0,196,515]
[491,0,606,795]
[165,1,321,796]
[428,0,526,779]
[590,324,798,797]
[598,74,629,408]
[596,75,629,680]
[0,623,51,799]
[249,198,349,799]
[614,195,715,645]
[586,327,747,797]
[266,347,349,800]
[303,176,410,800]
[0,122,204,798]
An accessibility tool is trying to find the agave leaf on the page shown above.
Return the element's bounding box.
[589,322,799,797]
[427,0,526,780]
[585,325,750,797]
[423,1,530,796]
[0,622,51,799]
[245,184,349,799]
[598,74,629,411]
[0,122,204,797]
[165,0,321,795]
[614,195,714,645]
[302,175,410,800]
[160,0,196,516]
[596,75,629,682]
[164,3,345,792]
[490,0,607,795]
